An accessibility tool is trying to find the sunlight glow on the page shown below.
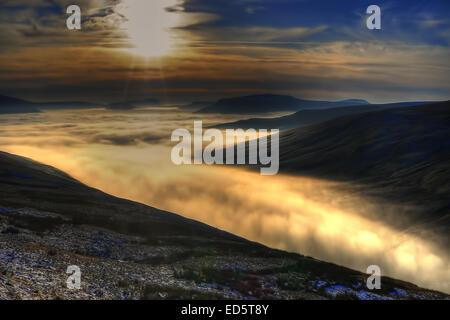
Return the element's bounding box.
[119,0,181,57]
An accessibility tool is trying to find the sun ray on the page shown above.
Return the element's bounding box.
[118,0,181,57]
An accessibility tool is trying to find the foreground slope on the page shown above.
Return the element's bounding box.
[0,151,448,299]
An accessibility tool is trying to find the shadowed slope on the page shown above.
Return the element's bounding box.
[0,151,253,247]
[197,94,370,114]
[273,101,450,237]
[214,102,433,130]
[0,95,41,114]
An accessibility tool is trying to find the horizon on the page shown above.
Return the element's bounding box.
[0,0,449,104]
[2,91,448,106]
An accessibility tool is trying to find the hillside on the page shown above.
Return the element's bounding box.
[214,102,433,130]
[0,151,447,300]
[270,101,450,237]
[178,101,214,111]
[196,94,370,114]
[36,101,105,110]
[0,94,104,112]
[0,95,41,114]
[0,94,161,112]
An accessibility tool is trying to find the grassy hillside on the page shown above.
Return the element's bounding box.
[214,102,433,130]
[274,101,450,237]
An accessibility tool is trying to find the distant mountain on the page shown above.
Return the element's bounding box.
[1,150,447,299]
[39,98,160,111]
[125,98,160,106]
[338,99,369,105]
[0,95,40,114]
[36,101,105,110]
[106,102,136,110]
[178,101,214,111]
[106,98,160,110]
[1,94,107,113]
[0,95,30,106]
[0,94,162,114]
[196,94,370,114]
[213,101,433,130]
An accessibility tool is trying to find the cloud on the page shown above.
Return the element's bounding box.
[1,0,52,7]
[183,25,327,43]
[0,0,128,50]
[245,6,265,14]
[90,132,167,146]
[0,0,449,103]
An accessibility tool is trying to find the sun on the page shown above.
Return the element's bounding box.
[119,0,181,57]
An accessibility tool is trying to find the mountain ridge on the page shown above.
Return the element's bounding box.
[0,94,161,113]
[0,95,41,114]
[196,94,370,114]
[213,101,436,130]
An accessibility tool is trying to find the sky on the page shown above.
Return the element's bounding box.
[0,0,449,103]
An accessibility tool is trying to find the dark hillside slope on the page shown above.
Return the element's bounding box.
[0,95,40,114]
[0,151,248,246]
[214,102,432,130]
[276,101,450,235]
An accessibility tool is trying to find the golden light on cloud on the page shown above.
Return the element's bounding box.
[3,143,449,294]
[118,0,181,57]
